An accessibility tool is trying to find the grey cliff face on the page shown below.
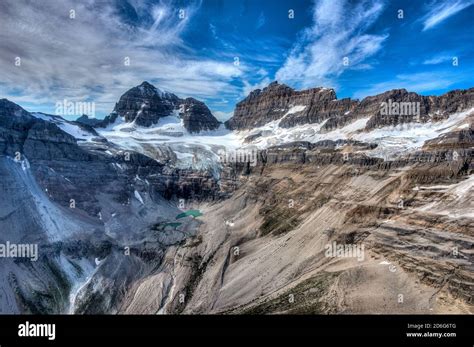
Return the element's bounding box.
[226,81,345,130]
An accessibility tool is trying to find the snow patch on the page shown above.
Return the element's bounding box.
[134,190,144,204]
[31,112,98,142]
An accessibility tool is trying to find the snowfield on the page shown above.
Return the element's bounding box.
[34,106,473,171]
[98,115,240,174]
[236,107,474,160]
[31,112,99,142]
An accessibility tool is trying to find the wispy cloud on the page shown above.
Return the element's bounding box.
[422,0,474,31]
[242,77,272,97]
[275,0,388,89]
[0,0,242,116]
[352,72,459,99]
[422,54,453,65]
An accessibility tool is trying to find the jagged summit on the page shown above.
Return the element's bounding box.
[136,81,172,98]
[244,81,333,101]
[226,81,339,130]
[95,81,221,132]
[112,82,180,126]
[180,97,222,133]
[139,80,154,89]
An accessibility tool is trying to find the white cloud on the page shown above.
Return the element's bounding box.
[352,72,457,99]
[422,55,453,65]
[275,0,388,89]
[0,0,242,117]
[422,0,474,31]
[242,77,272,97]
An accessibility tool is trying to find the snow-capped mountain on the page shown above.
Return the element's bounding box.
[69,81,474,173]
[23,80,474,184]
[80,81,221,133]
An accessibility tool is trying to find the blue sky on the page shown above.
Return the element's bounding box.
[0,0,473,120]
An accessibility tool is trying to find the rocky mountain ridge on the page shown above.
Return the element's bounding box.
[226,81,474,132]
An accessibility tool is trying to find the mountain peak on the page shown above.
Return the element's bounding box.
[135,81,163,96]
[138,81,158,92]
[130,81,176,101]
[139,81,154,88]
[263,81,291,92]
[0,98,32,118]
[227,82,337,130]
[107,82,220,131]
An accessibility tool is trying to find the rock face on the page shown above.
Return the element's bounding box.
[101,81,220,133]
[225,81,474,131]
[180,98,221,133]
[0,99,84,161]
[364,88,474,129]
[225,81,350,130]
[113,81,180,127]
[75,114,103,127]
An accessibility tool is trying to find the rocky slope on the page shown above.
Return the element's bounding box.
[0,99,221,313]
[120,121,473,314]
[113,84,473,315]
